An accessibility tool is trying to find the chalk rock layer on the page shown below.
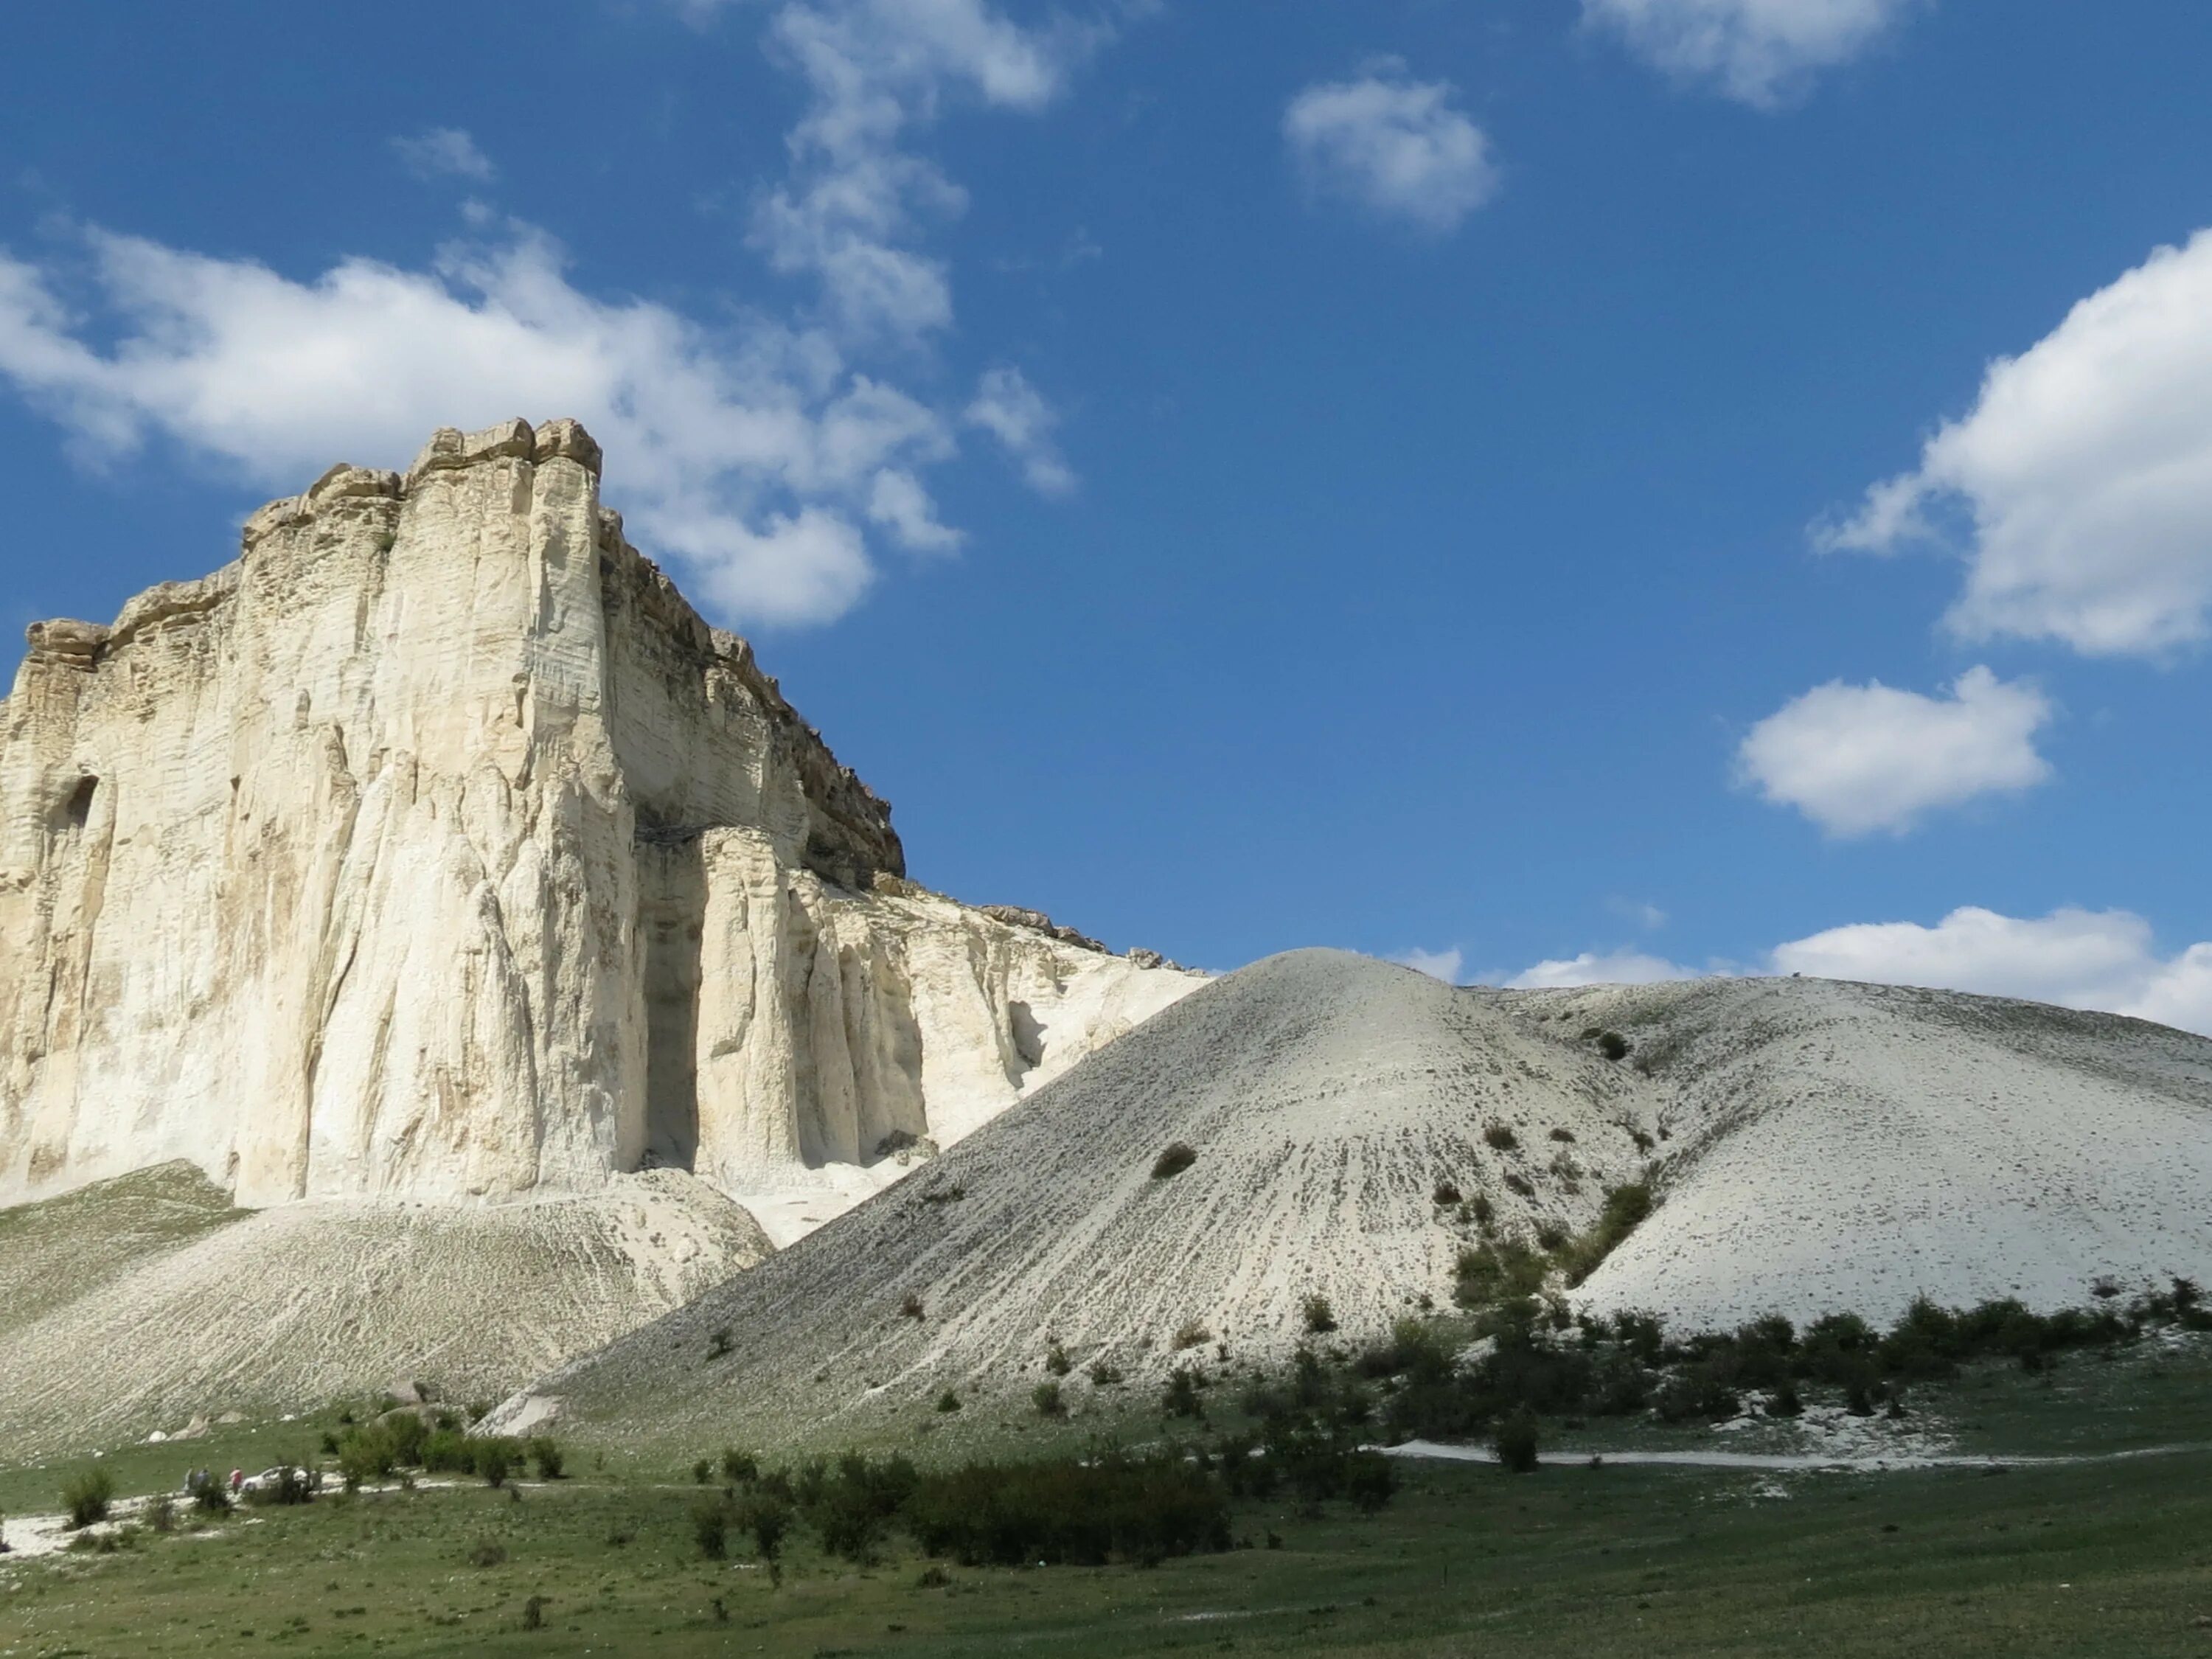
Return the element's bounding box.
[0,419,1198,1221]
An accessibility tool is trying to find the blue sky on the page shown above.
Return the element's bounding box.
[5,1,2212,1028]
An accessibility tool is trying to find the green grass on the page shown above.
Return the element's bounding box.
[4,1447,2211,1655]
[6,1337,2211,1655]
[0,1161,244,1341]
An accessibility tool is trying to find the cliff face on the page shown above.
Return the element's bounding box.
[0,419,1197,1217]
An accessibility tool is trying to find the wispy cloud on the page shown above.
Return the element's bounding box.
[390,127,496,184]
[1582,0,1921,108]
[965,365,1076,495]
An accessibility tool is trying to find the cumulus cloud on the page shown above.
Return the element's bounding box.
[1392,947,1465,983]
[1583,0,1919,108]
[0,223,964,625]
[1773,906,2212,1036]
[1820,229,2212,658]
[750,0,1105,344]
[390,128,497,183]
[1736,667,2053,837]
[1503,949,1702,990]
[1283,61,1498,234]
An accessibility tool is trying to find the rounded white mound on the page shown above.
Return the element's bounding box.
[0,1164,772,1459]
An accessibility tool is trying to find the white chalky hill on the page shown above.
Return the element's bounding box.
[499,949,2212,1449]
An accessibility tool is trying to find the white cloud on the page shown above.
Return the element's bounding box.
[0,223,963,626]
[748,0,1105,344]
[390,128,497,184]
[1772,906,2212,1036]
[1283,61,1498,234]
[1736,666,2053,837]
[1392,947,1465,983]
[964,365,1076,495]
[1820,229,2212,658]
[1503,949,1701,989]
[1583,0,1919,108]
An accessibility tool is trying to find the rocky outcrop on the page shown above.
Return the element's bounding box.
[0,419,1200,1222]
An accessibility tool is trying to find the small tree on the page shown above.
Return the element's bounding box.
[1494,1409,1540,1474]
[1301,1294,1338,1335]
[720,1447,758,1484]
[1163,1366,1205,1419]
[692,1497,729,1559]
[1033,1381,1066,1418]
[529,1439,566,1481]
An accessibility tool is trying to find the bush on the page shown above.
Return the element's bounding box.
[467,1541,507,1568]
[1032,1381,1066,1418]
[1173,1321,1211,1351]
[1045,1343,1071,1376]
[146,1493,177,1533]
[1558,1183,1654,1287]
[1302,1294,1338,1335]
[1152,1143,1198,1180]
[900,1293,925,1321]
[708,1326,734,1357]
[1548,1127,1576,1143]
[529,1439,566,1481]
[1088,1360,1124,1387]
[936,1389,962,1413]
[1453,1239,1546,1310]
[1503,1172,1535,1197]
[1595,1032,1630,1062]
[191,1475,232,1516]
[1494,1410,1540,1473]
[738,1491,793,1562]
[720,1447,759,1484]
[1433,1179,1462,1206]
[1484,1123,1518,1151]
[62,1469,114,1530]
[692,1457,714,1484]
[244,1466,313,1506]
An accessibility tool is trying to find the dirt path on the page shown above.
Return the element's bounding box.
[1384,1437,2212,1472]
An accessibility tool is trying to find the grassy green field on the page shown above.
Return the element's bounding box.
[4,1444,2211,1655]
[6,1340,2212,1658]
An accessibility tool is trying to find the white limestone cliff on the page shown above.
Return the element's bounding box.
[0,419,1200,1232]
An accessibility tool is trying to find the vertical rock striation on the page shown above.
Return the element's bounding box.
[0,419,1198,1225]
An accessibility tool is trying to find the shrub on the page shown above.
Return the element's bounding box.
[529,1439,566,1481]
[1302,1294,1338,1335]
[62,1469,115,1530]
[1088,1360,1125,1387]
[1343,1451,1397,1512]
[1453,1239,1546,1310]
[476,1441,515,1489]
[720,1447,758,1484]
[1595,1032,1630,1061]
[692,1458,714,1484]
[1534,1221,1570,1252]
[467,1541,507,1568]
[192,1476,232,1517]
[1503,1172,1535,1197]
[1173,1321,1211,1351]
[936,1389,962,1413]
[1494,1410,1540,1473]
[1484,1123,1518,1151]
[521,1596,548,1631]
[1548,1127,1576,1144]
[146,1493,177,1533]
[692,1498,729,1559]
[900,1293,926,1321]
[738,1491,793,1562]
[1767,1381,1804,1418]
[1467,1193,1495,1228]
[1152,1143,1198,1180]
[1558,1182,1654,1287]
[1163,1366,1205,1419]
[708,1327,734,1357]
[1032,1381,1066,1418]
[903,1452,1231,1568]
[1433,1178,1462,1206]
[1630,1129,1656,1152]
[1045,1343,1071,1376]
